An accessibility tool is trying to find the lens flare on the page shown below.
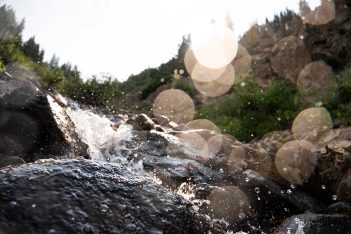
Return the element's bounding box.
[191,63,226,83]
[184,48,197,76]
[192,64,235,97]
[177,130,209,160]
[292,107,333,142]
[232,44,252,84]
[297,61,336,104]
[228,146,247,172]
[275,140,317,185]
[153,89,195,124]
[208,186,250,223]
[183,119,221,133]
[300,0,335,25]
[182,119,223,159]
[191,21,238,69]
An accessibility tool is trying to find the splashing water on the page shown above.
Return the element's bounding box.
[66,102,133,162]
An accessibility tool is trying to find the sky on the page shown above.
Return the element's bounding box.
[4,0,320,81]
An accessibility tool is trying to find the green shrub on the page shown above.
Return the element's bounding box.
[196,76,301,141]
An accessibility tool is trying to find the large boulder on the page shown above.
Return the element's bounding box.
[0,67,88,161]
[0,159,219,233]
[0,70,67,159]
[270,36,312,83]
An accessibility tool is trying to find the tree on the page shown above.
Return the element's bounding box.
[22,37,44,63]
[0,4,24,39]
[299,0,311,17]
[49,54,59,68]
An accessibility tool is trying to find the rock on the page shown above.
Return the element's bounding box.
[0,69,70,160]
[237,170,322,231]
[328,202,351,216]
[337,168,351,202]
[270,36,311,83]
[127,113,156,131]
[0,154,25,168]
[251,54,274,86]
[125,131,226,189]
[152,115,170,126]
[206,186,250,225]
[257,131,294,155]
[274,212,351,234]
[303,1,351,69]
[172,122,184,131]
[0,159,219,233]
[303,127,351,203]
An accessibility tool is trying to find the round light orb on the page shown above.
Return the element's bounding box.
[153,89,195,124]
[208,186,250,223]
[191,22,238,69]
[275,140,317,185]
[300,0,335,25]
[292,107,333,142]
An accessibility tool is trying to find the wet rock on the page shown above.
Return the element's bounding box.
[0,154,25,168]
[307,141,351,203]
[337,168,351,202]
[127,113,156,131]
[152,114,169,126]
[237,170,322,231]
[0,69,69,160]
[270,36,312,83]
[328,202,351,216]
[125,131,227,189]
[274,212,351,234]
[256,130,294,155]
[0,159,219,233]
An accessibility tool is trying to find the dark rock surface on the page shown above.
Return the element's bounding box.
[237,170,322,231]
[274,212,351,234]
[0,68,88,161]
[0,70,68,159]
[0,159,218,234]
[0,154,25,168]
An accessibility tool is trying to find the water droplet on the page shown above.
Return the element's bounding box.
[332,195,337,200]
[321,185,326,190]
[287,189,292,194]
[9,201,17,208]
[32,204,36,208]
[245,177,250,182]
[254,187,260,193]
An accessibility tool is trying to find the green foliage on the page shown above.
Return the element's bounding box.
[196,76,301,141]
[0,58,5,72]
[0,4,24,39]
[22,37,44,63]
[59,76,119,106]
[173,78,196,97]
[331,67,351,126]
[266,8,297,35]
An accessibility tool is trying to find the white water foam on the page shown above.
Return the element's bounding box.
[66,102,133,162]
